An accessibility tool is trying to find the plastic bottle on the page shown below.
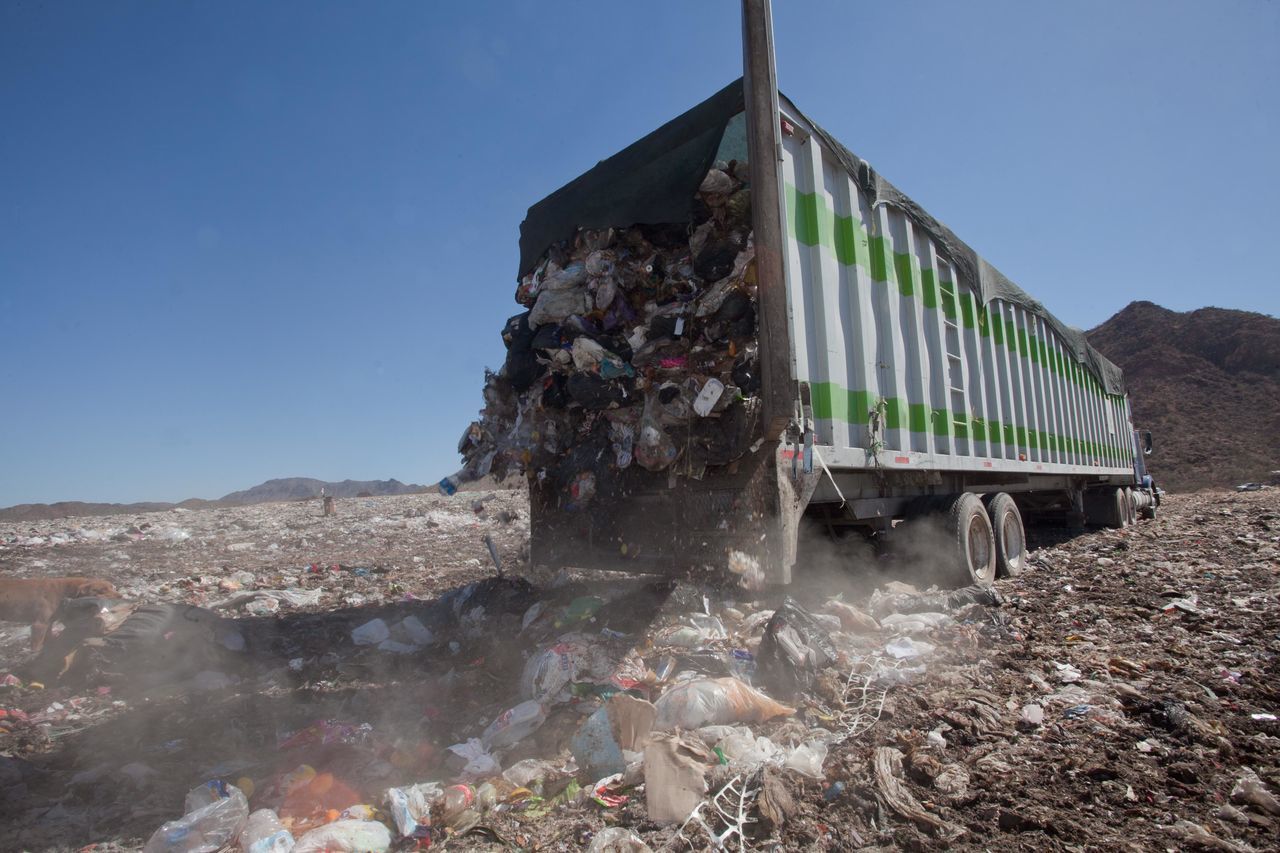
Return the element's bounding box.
[239,809,294,853]
[692,378,725,416]
[143,783,249,853]
[434,784,475,826]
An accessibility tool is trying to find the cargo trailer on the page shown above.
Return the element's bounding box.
[477,2,1159,586]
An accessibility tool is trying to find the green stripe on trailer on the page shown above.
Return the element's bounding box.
[785,185,1125,407]
[810,382,1129,461]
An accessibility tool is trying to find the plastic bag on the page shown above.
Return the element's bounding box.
[884,637,935,659]
[144,782,249,853]
[717,729,783,770]
[784,739,829,779]
[756,598,837,697]
[292,820,391,853]
[482,700,547,751]
[446,739,500,777]
[521,634,614,704]
[587,827,654,853]
[502,758,568,791]
[654,677,795,731]
[879,612,953,634]
[385,782,440,839]
[634,394,678,471]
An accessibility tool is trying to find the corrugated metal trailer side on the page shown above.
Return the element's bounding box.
[775,97,1136,502]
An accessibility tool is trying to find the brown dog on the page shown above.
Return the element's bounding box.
[0,577,118,652]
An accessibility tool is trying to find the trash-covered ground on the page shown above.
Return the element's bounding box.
[1,487,1278,851]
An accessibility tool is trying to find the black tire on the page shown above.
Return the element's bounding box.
[1085,487,1128,529]
[944,493,997,587]
[984,493,1026,578]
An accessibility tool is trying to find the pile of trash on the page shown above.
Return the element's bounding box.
[446,161,760,502]
[111,574,1015,851]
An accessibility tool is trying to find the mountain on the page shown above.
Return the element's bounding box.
[0,478,427,522]
[218,478,425,504]
[1087,301,1280,492]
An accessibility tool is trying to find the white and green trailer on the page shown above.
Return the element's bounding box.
[520,3,1157,585]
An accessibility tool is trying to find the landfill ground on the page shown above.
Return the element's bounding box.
[1,487,1278,852]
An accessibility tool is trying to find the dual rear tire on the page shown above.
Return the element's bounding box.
[909,492,1026,587]
[1085,487,1131,529]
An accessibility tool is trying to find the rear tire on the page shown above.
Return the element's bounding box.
[944,493,997,587]
[984,493,1026,578]
[1123,488,1137,526]
[1085,487,1128,529]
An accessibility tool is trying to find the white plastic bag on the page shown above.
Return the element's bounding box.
[784,739,829,779]
[481,700,547,751]
[447,738,501,777]
[293,820,391,853]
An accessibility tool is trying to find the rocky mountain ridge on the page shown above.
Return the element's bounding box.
[0,478,426,523]
[1087,301,1280,491]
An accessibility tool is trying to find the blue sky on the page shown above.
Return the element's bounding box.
[1,1,1276,506]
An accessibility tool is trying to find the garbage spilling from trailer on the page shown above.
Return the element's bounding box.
[444,161,761,506]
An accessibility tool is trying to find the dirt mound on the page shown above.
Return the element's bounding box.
[1088,301,1280,491]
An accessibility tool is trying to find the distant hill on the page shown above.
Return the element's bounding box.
[1088,301,1280,492]
[0,478,428,522]
[219,478,425,504]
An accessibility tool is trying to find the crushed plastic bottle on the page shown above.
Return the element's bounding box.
[239,809,294,853]
[431,784,475,826]
[143,782,249,853]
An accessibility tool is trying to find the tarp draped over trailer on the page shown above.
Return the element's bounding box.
[517,79,1125,397]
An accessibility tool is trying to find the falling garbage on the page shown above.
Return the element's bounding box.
[444,163,760,507]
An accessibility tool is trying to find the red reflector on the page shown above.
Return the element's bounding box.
[894,455,911,464]
[983,461,993,468]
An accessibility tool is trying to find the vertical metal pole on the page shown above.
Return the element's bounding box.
[742,0,794,440]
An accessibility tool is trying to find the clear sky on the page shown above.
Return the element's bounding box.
[2,1,1276,506]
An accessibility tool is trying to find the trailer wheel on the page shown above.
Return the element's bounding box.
[1123,488,1138,526]
[984,493,1026,578]
[1085,487,1128,529]
[945,493,997,587]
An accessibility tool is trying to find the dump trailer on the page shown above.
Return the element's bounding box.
[490,10,1157,587]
